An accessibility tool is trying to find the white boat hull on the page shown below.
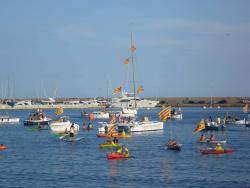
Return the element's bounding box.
[171,113,182,120]
[49,121,79,134]
[118,121,164,132]
[234,119,246,125]
[0,117,20,124]
[93,112,109,119]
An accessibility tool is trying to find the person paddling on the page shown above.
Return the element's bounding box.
[69,123,75,137]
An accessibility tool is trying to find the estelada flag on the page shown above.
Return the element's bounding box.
[243,104,248,113]
[192,119,205,135]
[124,58,129,65]
[55,107,63,115]
[159,106,171,122]
[114,86,121,94]
[137,86,144,94]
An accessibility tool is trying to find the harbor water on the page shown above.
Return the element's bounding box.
[0,108,250,188]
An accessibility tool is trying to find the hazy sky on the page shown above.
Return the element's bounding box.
[0,0,250,98]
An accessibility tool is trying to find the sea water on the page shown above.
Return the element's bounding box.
[0,108,250,188]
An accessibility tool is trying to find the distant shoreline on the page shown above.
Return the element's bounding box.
[0,96,249,110]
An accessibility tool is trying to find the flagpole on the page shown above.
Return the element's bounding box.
[131,32,137,108]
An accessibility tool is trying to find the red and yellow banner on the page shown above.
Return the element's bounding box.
[159,106,171,122]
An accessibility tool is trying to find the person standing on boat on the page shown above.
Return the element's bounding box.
[199,134,206,142]
[69,123,75,137]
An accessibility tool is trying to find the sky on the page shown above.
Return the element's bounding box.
[0,0,250,98]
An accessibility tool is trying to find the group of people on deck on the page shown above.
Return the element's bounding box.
[199,134,216,142]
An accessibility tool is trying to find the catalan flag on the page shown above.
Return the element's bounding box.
[243,104,248,113]
[55,107,63,115]
[114,86,121,94]
[137,85,144,94]
[130,45,136,53]
[109,115,117,124]
[159,106,171,122]
[192,119,205,135]
[124,58,129,65]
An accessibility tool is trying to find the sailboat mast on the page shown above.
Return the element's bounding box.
[130,32,137,108]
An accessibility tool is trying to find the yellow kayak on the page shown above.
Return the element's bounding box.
[99,142,120,148]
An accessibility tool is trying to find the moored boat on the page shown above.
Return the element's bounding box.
[0,116,20,124]
[49,116,79,134]
[24,109,52,126]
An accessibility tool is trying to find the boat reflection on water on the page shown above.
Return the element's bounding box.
[161,159,172,182]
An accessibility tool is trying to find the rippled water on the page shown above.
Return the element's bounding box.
[0,108,250,188]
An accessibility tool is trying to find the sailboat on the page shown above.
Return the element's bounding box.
[116,33,163,133]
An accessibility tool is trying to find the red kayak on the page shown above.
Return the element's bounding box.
[106,152,129,160]
[201,149,234,155]
[0,145,8,151]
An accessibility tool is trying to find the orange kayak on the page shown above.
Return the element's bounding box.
[201,149,234,155]
[0,145,8,151]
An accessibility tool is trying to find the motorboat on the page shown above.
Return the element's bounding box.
[49,116,79,134]
[171,108,182,120]
[205,117,225,131]
[0,116,20,124]
[111,92,159,108]
[23,109,52,126]
[117,117,163,132]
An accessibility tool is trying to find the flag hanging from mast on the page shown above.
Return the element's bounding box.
[113,86,121,94]
[243,104,248,113]
[137,86,144,94]
[159,106,171,122]
[130,45,136,53]
[192,119,205,135]
[124,58,129,65]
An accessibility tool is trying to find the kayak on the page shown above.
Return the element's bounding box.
[200,149,234,155]
[61,137,84,142]
[0,145,7,151]
[99,142,120,148]
[97,133,131,138]
[106,152,129,160]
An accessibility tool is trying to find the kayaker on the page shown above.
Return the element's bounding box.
[199,134,206,142]
[113,137,119,144]
[215,143,224,151]
[69,123,75,137]
[104,125,108,134]
[209,134,216,141]
[87,122,93,129]
[121,145,129,155]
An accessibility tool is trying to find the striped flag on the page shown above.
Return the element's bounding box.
[159,106,171,122]
[124,58,129,65]
[109,115,117,124]
[137,86,144,94]
[55,107,63,115]
[192,119,205,135]
[114,86,121,94]
[243,104,248,113]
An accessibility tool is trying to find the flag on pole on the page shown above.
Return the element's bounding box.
[192,119,205,135]
[137,86,144,94]
[159,106,171,122]
[124,58,129,65]
[114,86,121,94]
[130,45,136,53]
[243,104,248,113]
[55,107,63,115]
